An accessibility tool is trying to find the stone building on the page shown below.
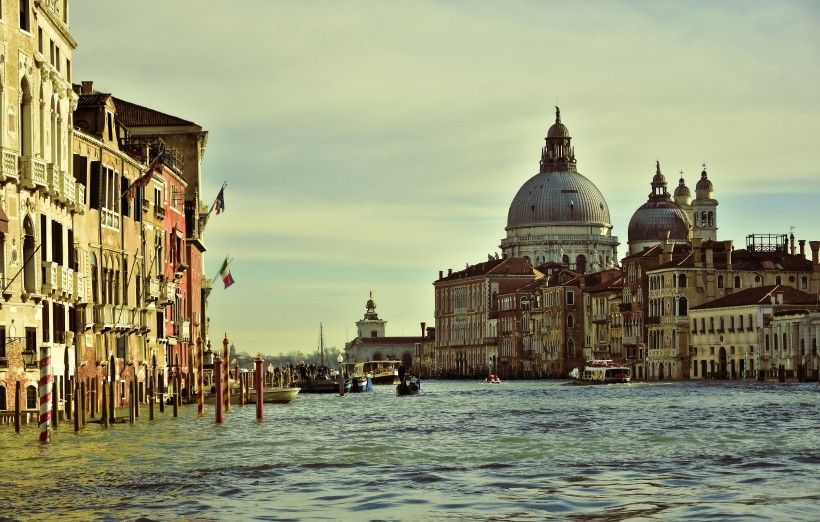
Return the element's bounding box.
[689,285,820,380]
[433,257,533,377]
[0,0,78,413]
[344,295,422,369]
[501,108,618,272]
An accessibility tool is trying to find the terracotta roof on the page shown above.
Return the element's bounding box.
[438,257,532,281]
[585,274,624,293]
[353,337,422,345]
[113,97,196,127]
[655,247,813,272]
[691,285,819,310]
[621,244,663,261]
[77,93,111,107]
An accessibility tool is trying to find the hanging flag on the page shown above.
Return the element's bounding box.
[214,187,225,215]
[125,153,165,199]
[216,256,229,277]
[223,271,235,289]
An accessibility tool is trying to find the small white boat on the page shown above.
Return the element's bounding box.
[570,360,631,385]
[483,374,502,384]
[247,387,301,404]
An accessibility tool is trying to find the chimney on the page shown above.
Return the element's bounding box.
[810,241,820,266]
[448,268,452,276]
[439,270,443,280]
[790,233,795,255]
[692,237,703,267]
[723,240,733,268]
[798,240,806,258]
[81,81,94,94]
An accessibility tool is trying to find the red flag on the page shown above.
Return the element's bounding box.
[125,154,164,199]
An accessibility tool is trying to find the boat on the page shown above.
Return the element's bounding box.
[396,374,421,396]
[569,360,631,385]
[247,387,300,404]
[483,374,502,384]
[297,324,350,394]
[358,360,401,385]
[343,363,373,392]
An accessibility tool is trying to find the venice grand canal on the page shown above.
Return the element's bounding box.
[2,380,817,521]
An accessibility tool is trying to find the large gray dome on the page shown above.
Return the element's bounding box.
[628,200,691,242]
[507,171,611,228]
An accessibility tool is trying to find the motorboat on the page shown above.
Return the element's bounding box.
[569,360,631,385]
[483,374,502,384]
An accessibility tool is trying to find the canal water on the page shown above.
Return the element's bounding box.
[1,380,818,521]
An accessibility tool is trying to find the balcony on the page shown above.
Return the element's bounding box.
[57,266,73,297]
[146,278,161,302]
[160,281,176,306]
[113,305,138,331]
[154,205,166,220]
[41,261,58,295]
[73,271,85,302]
[1,148,18,182]
[20,156,48,191]
[93,304,115,332]
[178,321,191,342]
[61,169,76,206]
[645,316,661,325]
[47,164,61,199]
[623,336,639,346]
[592,314,608,324]
[74,184,86,214]
[139,309,151,333]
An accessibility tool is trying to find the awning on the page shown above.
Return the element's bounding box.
[0,205,8,234]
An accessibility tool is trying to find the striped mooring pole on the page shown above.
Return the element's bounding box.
[38,345,52,443]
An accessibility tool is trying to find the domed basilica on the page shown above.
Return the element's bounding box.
[627,161,718,255]
[501,108,618,272]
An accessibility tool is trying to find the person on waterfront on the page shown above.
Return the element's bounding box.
[398,364,406,383]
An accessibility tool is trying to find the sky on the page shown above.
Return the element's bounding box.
[70,0,820,355]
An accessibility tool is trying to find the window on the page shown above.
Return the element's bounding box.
[43,301,50,342]
[116,336,126,360]
[801,277,808,290]
[566,291,574,305]
[0,325,6,358]
[678,297,688,316]
[567,314,574,328]
[38,27,43,53]
[734,276,741,289]
[775,276,782,285]
[20,0,31,32]
[49,39,55,65]
[717,275,724,289]
[0,387,6,410]
[678,274,687,288]
[66,59,71,82]
[27,385,37,409]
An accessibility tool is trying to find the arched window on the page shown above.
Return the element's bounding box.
[491,291,498,310]
[801,276,808,290]
[678,297,688,316]
[26,385,37,409]
[567,314,574,328]
[765,335,769,351]
[23,217,37,294]
[568,338,575,356]
[734,276,741,288]
[782,333,788,352]
[90,253,99,303]
[562,254,569,266]
[678,274,687,288]
[701,211,707,225]
[717,275,724,289]
[20,76,33,157]
[576,254,586,273]
[707,211,714,226]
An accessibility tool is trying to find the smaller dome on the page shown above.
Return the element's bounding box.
[674,177,690,197]
[696,168,713,191]
[547,122,570,138]
[652,161,666,184]
[628,201,692,243]
[366,298,376,310]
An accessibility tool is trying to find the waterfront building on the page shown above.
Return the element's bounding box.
[689,285,820,379]
[344,295,423,369]
[433,257,533,377]
[582,269,624,362]
[501,108,618,272]
[0,0,78,412]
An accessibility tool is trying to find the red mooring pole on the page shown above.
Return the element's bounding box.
[214,356,224,424]
[255,354,264,421]
[39,345,53,443]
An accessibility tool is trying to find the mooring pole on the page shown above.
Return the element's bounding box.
[197,337,205,415]
[255,354,264,421]
[109,355,116,424]
[214,355,224,424]
[14,381,21,434]
[223,334,230,413]
[102,379,109,429]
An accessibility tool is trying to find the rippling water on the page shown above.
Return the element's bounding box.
[2,380,818,521]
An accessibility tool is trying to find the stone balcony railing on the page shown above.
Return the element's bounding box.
[1,148,18,182]
[75,184,86,214]
[93,304,115,332]
[61,169,76,206]
[160,281,176,305]
[41,261,58,295]
[20,156,48,191]
[74,271,85,302]
[147,278,161,302]
[47,164,61,199]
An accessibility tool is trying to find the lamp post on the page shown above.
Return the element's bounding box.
[337,353,344,396]
[645,354,649,381]
[22,345,38,368]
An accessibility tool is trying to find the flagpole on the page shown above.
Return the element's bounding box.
[212,256,233,282]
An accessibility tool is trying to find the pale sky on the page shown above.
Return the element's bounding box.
[71,1,820,355]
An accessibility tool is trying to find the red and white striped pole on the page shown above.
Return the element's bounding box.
[38,345,52,443]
